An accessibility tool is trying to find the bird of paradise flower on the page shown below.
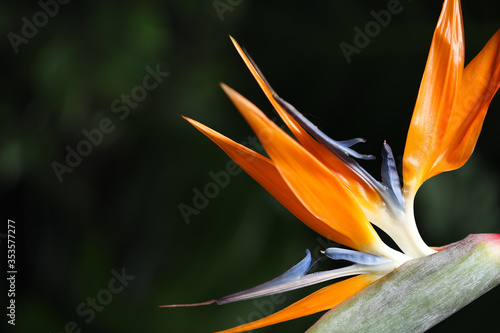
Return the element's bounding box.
[165,0,500,331]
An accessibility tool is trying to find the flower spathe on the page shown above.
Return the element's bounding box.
[168,0,500,332]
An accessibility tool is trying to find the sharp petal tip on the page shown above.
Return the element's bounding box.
[219,82,230,91]
[229,35,240,48]
[159,300,217,308]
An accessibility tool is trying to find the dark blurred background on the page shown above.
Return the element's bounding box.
[1,1,500,332]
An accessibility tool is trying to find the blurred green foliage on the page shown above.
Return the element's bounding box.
[1,1,499,332]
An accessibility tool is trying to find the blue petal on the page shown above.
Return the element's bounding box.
[273,95,375,160]
[324,248,391,265]
[216,250,313,304]
[381,142,404,208]
[239,47,373,161]
[338,138,367,148]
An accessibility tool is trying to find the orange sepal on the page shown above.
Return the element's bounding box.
[220,83,381,251]
[229,36,385,221]
[214,274,377,333]
[403,0,464,195]
[427,29,500,177]
[184,116,357,248]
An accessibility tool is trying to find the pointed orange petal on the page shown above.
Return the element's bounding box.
[220,84,383,252]
[214,274,377,333]
[184,116,357,248]
[403,0,464,195]
[428,29,500,177]
[229,35,303,135]
[230,36,385,222]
